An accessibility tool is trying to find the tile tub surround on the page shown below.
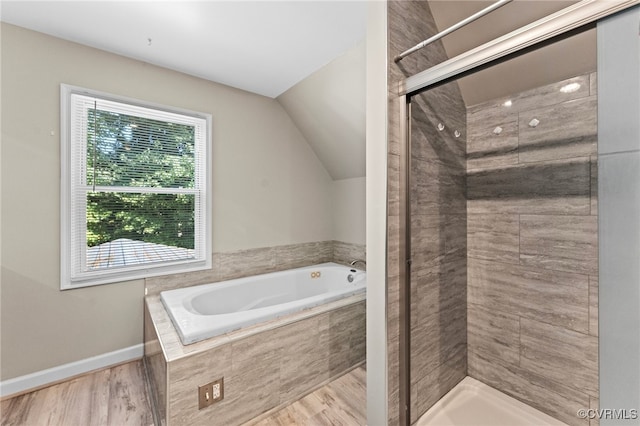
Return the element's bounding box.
[466,73,598,426]
[144,292,365,426]
[145,240,365,295]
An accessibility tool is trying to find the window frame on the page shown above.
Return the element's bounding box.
[60,84,212,289]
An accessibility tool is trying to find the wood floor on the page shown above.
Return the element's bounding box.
[0,362,366,426]
[0,361,153,426]
[248,366,367,426]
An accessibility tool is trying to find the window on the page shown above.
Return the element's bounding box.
[61,85,211,288]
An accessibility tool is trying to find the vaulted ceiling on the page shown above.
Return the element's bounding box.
[1,1,597,181]
[427,0,596,106]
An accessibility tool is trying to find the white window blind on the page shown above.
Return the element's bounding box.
[61,85,212,288]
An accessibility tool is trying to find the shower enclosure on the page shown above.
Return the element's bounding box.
[385,1,640,425]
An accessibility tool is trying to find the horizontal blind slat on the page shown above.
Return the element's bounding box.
[67,90,208,283]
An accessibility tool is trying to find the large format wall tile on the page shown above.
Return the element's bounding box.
[412,259,466,318]
[520,214,598,275]
[412,158,466,216]
[468,351,590,426]
[408,86,467,420]
[519,97,597,163]
[411,303,466,386]
[331,241,366,268]
[466,72,598,426]
[520,318,598,397]
[467,303,520,365]
[468,259,589,333]
[589,275,598,337]
[467,113,518,172]
[590,156,598,215]
[146,241,355,294]
[278,317,328,403]
[391,4,468,417]
[468,214,519,264]
[156,300,366,426]
[467,157,591,215]
[412,347,467,424]
[467,75,591,117]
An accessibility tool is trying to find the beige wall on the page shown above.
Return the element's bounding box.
[277,41,365,180]
[331,177,366,245]
[0,23,336,380]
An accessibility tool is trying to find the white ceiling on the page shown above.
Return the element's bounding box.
[427,0,596,106]
[0,1,367,98]
[278,41,365,180]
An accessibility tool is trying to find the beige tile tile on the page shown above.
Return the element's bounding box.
[411,303,466,391]
[412,158,466,215]
[411,214,445,268]
[467,113,518,172]
[411,90,466,171]
[412,259,466,319]
[520,214,598,275]
[324,303,366,376]
[590,72,597,96]
[445,214,467,263]
[519,96,597,163]
[414,346,467,422]
[168,344,233,425]
[467,157,591,215]
[467,303,520,365]
[223,330,283,425]
[468,258,589,333]
[468,74,591,115]
[278,317,328,402]
[144,304,167,424]
[591,156,598,216]
[468,350,590,426]
[332,241,366,268]
[215,246,278,281]
[388,215,400,278]
[274,241,333,269]
[467,214,519,264]
[388,153,401,217]
[520,318,598,397]
[145,260,217,295]
[589,396,599,426]
[589,275,598,337]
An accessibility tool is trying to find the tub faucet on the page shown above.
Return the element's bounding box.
[350,259,366,268]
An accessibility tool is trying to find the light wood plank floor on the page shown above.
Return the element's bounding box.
[1,360,153,426]
[1,362,366,426]
[248,366,367,426]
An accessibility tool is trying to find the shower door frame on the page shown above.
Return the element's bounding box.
[395,0,639,424]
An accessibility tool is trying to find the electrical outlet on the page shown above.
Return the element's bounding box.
[198,378,224,409]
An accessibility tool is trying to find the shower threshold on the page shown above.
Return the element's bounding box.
[416,376,568,426]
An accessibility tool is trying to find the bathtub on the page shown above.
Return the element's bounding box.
[160,262,366,345]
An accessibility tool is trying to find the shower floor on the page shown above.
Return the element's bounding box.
[417,377,568,426]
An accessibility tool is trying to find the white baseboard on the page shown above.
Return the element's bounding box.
[0,344,143,398]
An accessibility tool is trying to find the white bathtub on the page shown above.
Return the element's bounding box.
[160,262,366,345]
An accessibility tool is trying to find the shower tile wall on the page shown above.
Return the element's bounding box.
[466,73,598,426]
[409,86,467,423]
[388,1,467,423]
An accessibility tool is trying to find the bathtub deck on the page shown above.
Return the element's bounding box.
[146,292,366,361]
[145,292,366,425]
[417,376,568,426]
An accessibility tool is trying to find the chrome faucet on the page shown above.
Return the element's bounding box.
[349,259,366,268]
